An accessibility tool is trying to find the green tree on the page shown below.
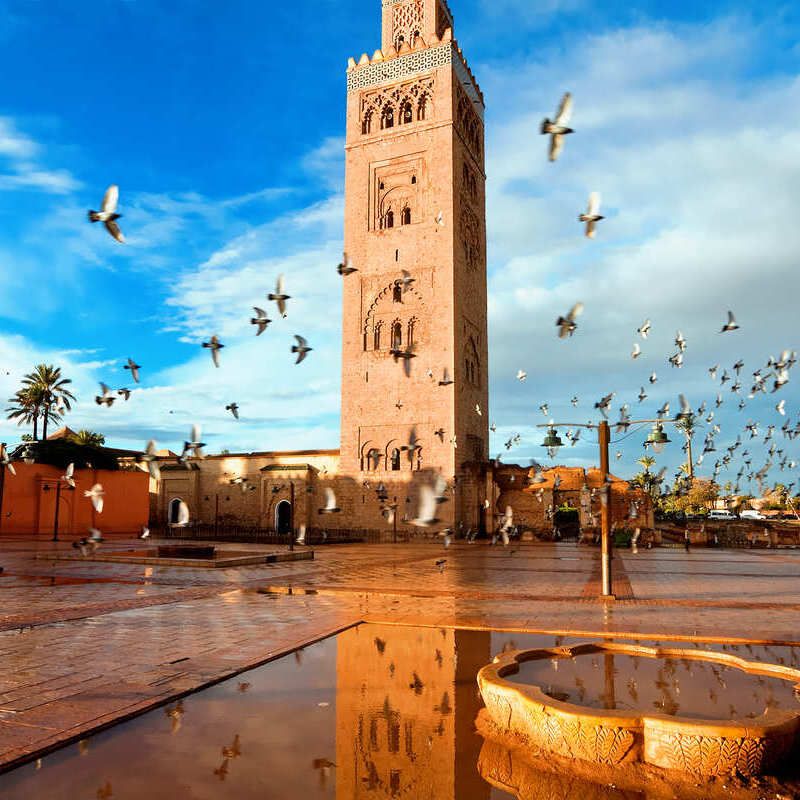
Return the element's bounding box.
[637,455,656,473]
[21,364,75,440]
[5,387,43,440]
[71,430,105,447]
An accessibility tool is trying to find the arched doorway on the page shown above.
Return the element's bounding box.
[553,505,579,540]
[275,500,292,534]
[168,498,184,524]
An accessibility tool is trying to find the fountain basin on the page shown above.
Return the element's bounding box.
[477,642,800,777]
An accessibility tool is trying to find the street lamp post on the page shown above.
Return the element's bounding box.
[0,443,6,538]
[539,416,679,598]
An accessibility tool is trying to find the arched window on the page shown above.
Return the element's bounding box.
[401,207,411,225]
[411,175,417,184]
[418,95,428,121]
[390,448,401,471]
[401,102,413,125]
[367,448,381,471]
[392,322,402,349]
[168,498,184,524]
[381,105,395,129]
[385,210,394,229]
[362,111,373,135]
[373,322,382,350]
[393,283,402,303]
[412,30,420,45]
[407,318,416,346]
[274,500,292,534]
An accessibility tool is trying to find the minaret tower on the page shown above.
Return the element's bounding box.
[340,0,488,529]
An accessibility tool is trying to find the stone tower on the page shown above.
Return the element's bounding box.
[340,0,488,529]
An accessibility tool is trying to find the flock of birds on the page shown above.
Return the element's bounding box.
[3,88,794,559]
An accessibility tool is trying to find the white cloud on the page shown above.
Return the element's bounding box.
[479,17,800,488]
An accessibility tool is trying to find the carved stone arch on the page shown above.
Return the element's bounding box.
[391,317,403,349]
[386,439,401,471]
[364,281,428,348]
[407,316,418,346]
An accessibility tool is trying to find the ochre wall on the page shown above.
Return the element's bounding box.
[0,464,150,537]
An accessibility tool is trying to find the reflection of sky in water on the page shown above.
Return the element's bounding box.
[0,624,512,800]
[1,628,797,800]
[490,634,800,720]
[514,653,800,719]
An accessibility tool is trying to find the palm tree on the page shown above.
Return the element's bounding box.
[637,455,656,473]
[22,364,75,440]
[71,430,105,447]
[674,413,700,480]
[5,387,42,440]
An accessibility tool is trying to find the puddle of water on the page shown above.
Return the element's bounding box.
[0,628,798,799]
[513,651,800,720]
[0,625,511,800]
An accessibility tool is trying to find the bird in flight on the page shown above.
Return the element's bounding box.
[631,343,641,359]
[62,462,75,488]
[319,488,341,514]
[337,252,357,276]
[438,367,453,386]
[292,335,312,364]
[720,311,739,333]
[226,403,240,419]
[117,388,131,401]
[541,92,574,162]
[250,307,271,335]
[517,369,527,381]
[88,185,125,243]
[268,275,290,317]
[84,483,104,513]
[95,382,115,407]
[202,335,224,367]
[579,193,603,238]
[124,358,141,383]
[556,302,584,338]
[637,319,651,339]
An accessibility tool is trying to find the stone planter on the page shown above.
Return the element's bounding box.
[477,643,800,777]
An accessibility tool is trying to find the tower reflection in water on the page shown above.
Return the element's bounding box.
[335,624,491,800]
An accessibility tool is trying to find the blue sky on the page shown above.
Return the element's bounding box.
[1,0,799,493]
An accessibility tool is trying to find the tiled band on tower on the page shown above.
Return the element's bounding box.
[340,0,489,530]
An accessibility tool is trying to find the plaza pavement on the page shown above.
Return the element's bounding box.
[0,536,799,773]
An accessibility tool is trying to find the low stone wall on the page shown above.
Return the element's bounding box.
[657,520,800,548]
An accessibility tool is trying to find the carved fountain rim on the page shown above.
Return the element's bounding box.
[480,642,800,734]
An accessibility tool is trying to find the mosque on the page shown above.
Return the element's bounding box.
[151,0,653,541]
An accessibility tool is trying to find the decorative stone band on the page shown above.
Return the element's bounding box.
[347,42,483,119]
[477,643,800,778]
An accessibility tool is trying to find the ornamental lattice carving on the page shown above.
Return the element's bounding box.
[456,84,483,159]
[392,0,424,49]
[361,76,434,133]
[460,202,482,271]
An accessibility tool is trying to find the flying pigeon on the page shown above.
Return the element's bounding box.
[675,331,687,352]
[516,369,527,381]
[226,403,240,419]
[776,399,786,416]
[140,439,161,480]
[84,483,104,513]
[95,382,115,407]
[720,311,739,333]
[571,396,579,406]
[631,343,641,359]
[556,302,584,338]
[202,335,224,367]
[594,392,615,418]
[123,358,141,383]
[0,445,15,476]
[337,252,357,276]
[250,307,271,335]
[649,371,657,384]
[579,193,603,238]
[88,185,125,243]
[411,483,441,527]
[319,487,341,514]
[117,388,131,401]
[292,335,312,364]
[434,211,445,226]
[541,92,574,161]
[268,275,290,317]
[399,270,415,292]
[438,367,453,386]
[391,343,417,377]
[637,319,651,339]
[709,365,719,379]
[638,386,647,403]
